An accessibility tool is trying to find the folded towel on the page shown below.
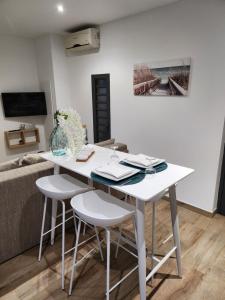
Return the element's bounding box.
[96,163,132,179]
[76,146,94,161]
[125,154,161,167]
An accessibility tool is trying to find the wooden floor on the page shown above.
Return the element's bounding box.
[1,200,225,300]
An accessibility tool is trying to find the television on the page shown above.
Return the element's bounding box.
[1,92,47,117]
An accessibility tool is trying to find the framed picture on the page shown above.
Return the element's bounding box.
[133,57,191,96]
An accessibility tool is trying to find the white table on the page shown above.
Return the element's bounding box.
[41,145,193,299]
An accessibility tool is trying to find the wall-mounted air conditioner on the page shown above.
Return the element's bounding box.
[64,28,100,55]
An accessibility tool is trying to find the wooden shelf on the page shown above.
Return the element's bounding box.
[5,128,40,149]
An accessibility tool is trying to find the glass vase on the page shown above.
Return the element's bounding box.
[49,124,68,156]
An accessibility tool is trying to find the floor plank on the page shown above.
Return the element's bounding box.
[1,200,225,300]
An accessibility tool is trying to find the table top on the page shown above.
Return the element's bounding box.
[41,145,194,202]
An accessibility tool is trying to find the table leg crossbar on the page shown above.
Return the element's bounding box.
[146,246,177,282]
[110,230,178,285]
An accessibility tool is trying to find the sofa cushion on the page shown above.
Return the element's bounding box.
[102,143,128,153]
[21,153,46,166]
[95,138,115,147]
[0,158,21,172]
[113,143,128,153]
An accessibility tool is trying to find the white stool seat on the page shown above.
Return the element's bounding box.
[70,190,135,227]
[36,174,90,200]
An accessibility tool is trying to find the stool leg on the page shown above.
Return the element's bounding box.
[69,219,81,295]
[82,223,87,236]
[132,215,138,246]
[106,229,111,300]
[115,224,122,259]
[115,194,129,258]
[51,164,59,245]
[51,200,58,245]
[38,196,47,261]
[73,211,78,235]
[88,178,93,187]
[151,202,156,280]
[61,200,66,290]
[169,185,182,277]
[95,226,104,261]
[108,186,111,194]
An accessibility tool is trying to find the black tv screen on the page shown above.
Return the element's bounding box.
[2,92,47,117]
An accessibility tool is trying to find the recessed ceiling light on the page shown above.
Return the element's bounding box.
[57,4,64,13]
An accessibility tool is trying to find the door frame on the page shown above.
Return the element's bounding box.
[91,73,111,143]
[217,143,225,215]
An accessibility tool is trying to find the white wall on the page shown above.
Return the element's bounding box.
[50,35,72,109]
[0,35,48,163]
[35,35,56,146]
[35,34,73,144]
[66,0,225,212]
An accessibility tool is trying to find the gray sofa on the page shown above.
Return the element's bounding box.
[0,139,128,263]
[0,161,54,263]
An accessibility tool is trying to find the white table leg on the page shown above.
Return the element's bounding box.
[61,200,65,289]
[51,165,59,245]
[136,199,146,300]
[88,178,93,187]
[169,185,182,277]
[151,202,156,280]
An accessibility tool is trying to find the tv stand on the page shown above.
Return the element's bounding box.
[5,128,40,149]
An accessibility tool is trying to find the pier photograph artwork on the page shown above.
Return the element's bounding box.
[133,57,191,96]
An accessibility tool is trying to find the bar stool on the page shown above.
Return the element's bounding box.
[69,189,138,299]
[36,174,93,289]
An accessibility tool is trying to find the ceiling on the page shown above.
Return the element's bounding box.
[0,0,179,38]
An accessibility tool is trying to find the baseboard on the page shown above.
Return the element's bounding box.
[163,196,215,218]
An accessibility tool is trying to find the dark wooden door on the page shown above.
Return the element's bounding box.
[91,74,111,143]
[218,144,225,215]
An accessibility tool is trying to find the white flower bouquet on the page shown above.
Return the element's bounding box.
[55,108,85,157]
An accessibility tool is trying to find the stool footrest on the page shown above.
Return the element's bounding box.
[42,215,74,236]
[64,233,97,255]
[57,208,73,219]
[111,239,138,259]
[73,239,105,268]
[162,233,173,245]
[110,228,137,250]
[108,265,139,294]
[42,214,93,238]
[152,256,161,263]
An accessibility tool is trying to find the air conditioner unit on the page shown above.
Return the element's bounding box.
[64,28,100,55]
